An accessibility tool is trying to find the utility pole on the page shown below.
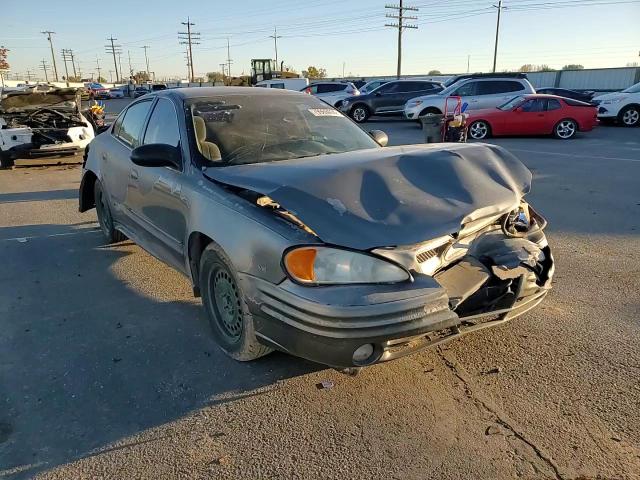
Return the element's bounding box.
[184,47,191,81]
[385,1,418,79]
[60,49,71,84]
[61,49,78,79]
[141,46,151,78]
[109,70,114,83]
[467,54,470,73]
[41,31,59,81]
[492,0,503,73]
[269,26,282,72]
[342,61,346,78]
[226,37,233,81]
[40,59,49,82]
[127,50,133,77]
[219,62,227,85]
[117,51,123,82]
[105,36,121,82]
[179,18,201,82]
[25,70,35,81]
[96,56,102,82]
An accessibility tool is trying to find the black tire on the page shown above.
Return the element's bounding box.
[618,105,640,127]
[94,180,126,243]
[199,244,272,362]
[553,118,578,139]
[0,152,14,169]
[419,107,442,116]
[350,104,370,123]
[468,120,491,140]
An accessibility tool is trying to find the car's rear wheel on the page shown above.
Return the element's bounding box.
[618,105,640,127]
[0,152,14,169]
[468,120,491,140]
[199,244,272,361]
[94,180,126,243]
[350,105,370,123]
[554,119,577,139]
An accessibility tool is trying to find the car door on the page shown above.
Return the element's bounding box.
[317,83,348,106]
[126,97,189,272]
[370,82,402,113]
[543,98,565,133]
[391,82,436,112]
[504,98,548,135]
[103,99,154,230]
[450,80,480,110]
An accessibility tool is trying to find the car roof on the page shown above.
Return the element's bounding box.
[153,86,304,99]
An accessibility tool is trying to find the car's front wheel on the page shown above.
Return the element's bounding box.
[200,244,272,361]
[468,120,491,140]
[350,105,370,123]
[554,119,578,139]
[94,180,126,243]
[618,105,640,127]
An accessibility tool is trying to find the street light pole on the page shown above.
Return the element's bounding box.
[492,0,503,73]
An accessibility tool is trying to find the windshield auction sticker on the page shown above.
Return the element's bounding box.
[307,108,343,117]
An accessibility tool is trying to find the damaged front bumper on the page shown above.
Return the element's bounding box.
[243,228,554,369]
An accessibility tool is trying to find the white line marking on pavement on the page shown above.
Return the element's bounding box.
[509,148,640,163]
[1,228,101,243]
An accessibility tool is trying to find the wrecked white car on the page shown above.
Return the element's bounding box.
[0,88,94,168]
[79,87,554,371]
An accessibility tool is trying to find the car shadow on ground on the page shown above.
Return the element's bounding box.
[0,190,78,205]
[0,223,321,479]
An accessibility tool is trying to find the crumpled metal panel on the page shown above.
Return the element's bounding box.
[205,143,531,250]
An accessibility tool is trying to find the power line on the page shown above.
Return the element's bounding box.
[179,17,201,82]
[41,31,59,81]
[385,1,419,78]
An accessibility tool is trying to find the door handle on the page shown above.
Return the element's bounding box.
[130,169,139,180]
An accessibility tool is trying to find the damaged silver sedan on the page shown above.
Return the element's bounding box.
[79,87,554,369]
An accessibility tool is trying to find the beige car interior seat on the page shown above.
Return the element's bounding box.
[193,116,222,162]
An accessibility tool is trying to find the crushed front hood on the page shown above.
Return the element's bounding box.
[0,88,78,112]
[205,143,531,250]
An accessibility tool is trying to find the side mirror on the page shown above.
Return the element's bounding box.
[131,143,181,169]
[369,129,388,147]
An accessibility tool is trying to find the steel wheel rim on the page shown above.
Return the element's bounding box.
[96,190,113,235]
[623,109,639,125]
[470,122,487,139]
[557,120,576,138]
[353,108,366,122]
[211,269,242,341]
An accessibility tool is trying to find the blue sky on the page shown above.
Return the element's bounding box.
[3,0,640,80]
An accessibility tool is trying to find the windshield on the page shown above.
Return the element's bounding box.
[189,94,379,166]
[498,96,526,110]
[621,82,640,93]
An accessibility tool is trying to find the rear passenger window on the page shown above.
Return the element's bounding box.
[478,81,525,95]
[317,84,344,93]
[116,100,153,148]
[547,99,562,111]
[270,83,285,89]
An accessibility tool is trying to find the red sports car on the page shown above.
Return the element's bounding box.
[467,94,598,140]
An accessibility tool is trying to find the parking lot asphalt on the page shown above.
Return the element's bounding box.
[1,111,639,479]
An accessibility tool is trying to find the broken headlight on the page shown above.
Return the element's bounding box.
[501,202,531,237]
[284,246,411,285]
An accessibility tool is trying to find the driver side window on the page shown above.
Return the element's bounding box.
[453,81,477,96]
[143,99,181,148]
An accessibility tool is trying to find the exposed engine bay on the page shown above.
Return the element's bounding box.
[0,88,95,167]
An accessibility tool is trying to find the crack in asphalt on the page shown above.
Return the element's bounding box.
[437,347,564,480]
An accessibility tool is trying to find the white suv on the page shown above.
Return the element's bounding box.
[404,75,535,119]
[592,81,640,127]
[302,82,360,108]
